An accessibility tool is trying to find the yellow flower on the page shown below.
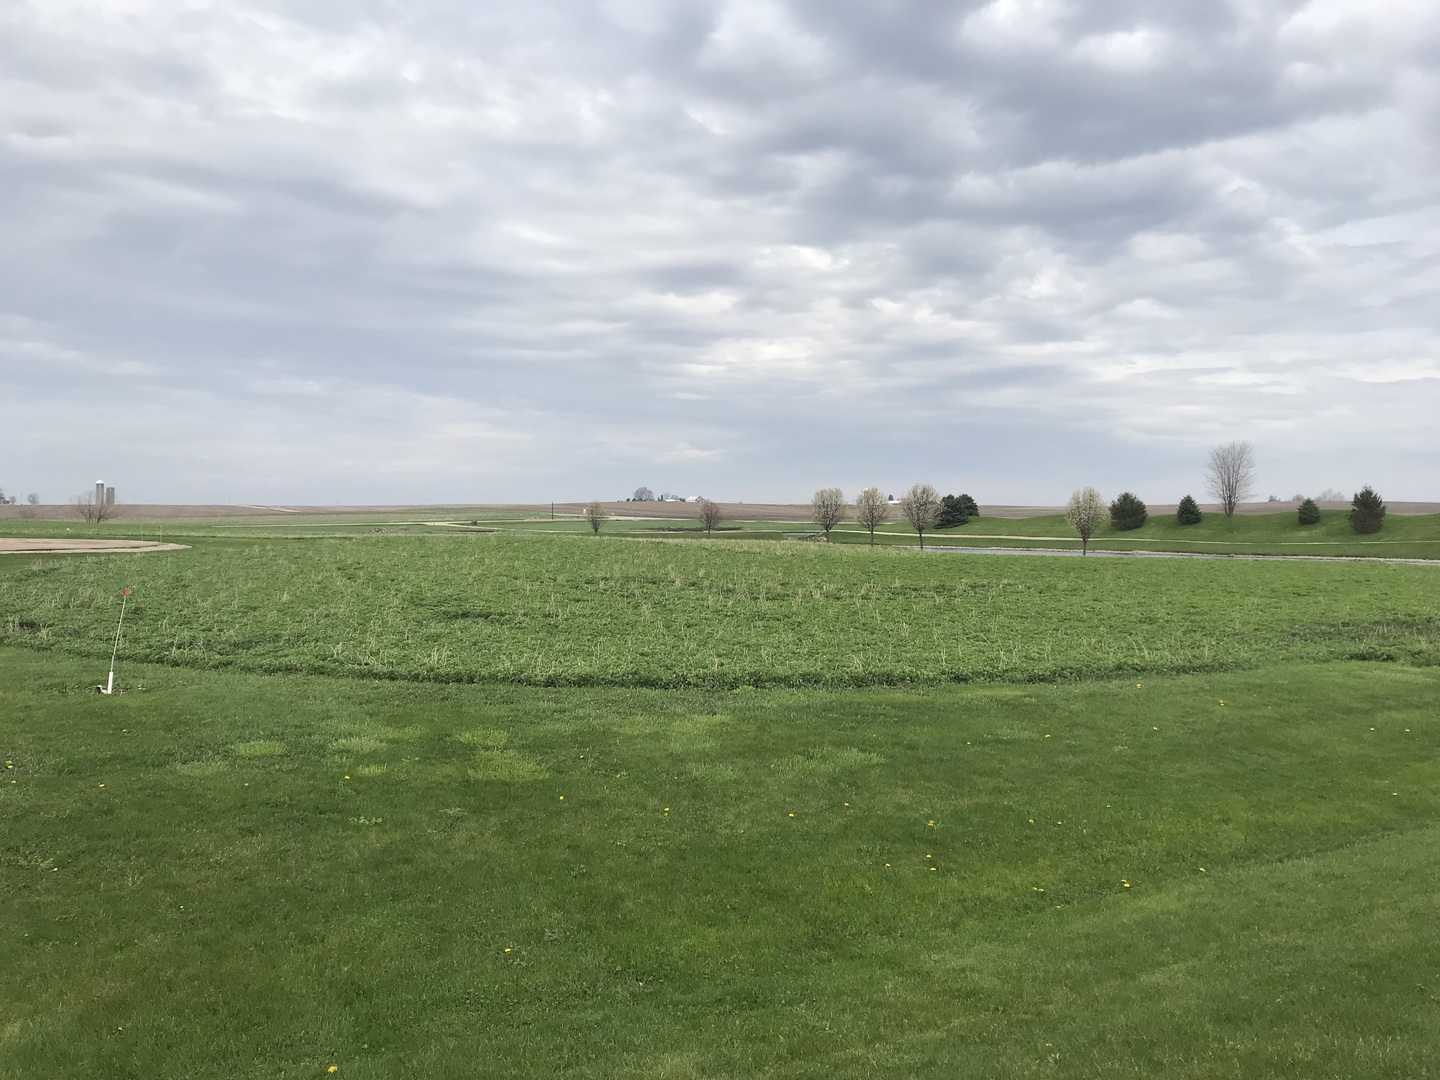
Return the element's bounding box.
[1199,867,1206,872]
[663,807,669,813]
[559,795,564,800]
[843,802,849,807]
[884,863,890,868]
[343,775,350,780]
[1044,734,1051,739]
[504,947,511,953]
[788,812,795,818]
[930,866,937,872]
[927,820,935,826]
[328,1068,338,1075]
[1028,819,1034,823]
[98,783,105,788]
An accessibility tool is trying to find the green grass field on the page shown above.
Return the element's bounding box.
[3,535,1438,687]
[3,528,1439,1077]
[4,650,1438,1078]
[6,506,1438,560]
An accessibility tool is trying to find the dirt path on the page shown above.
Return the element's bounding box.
[0,538,188,555]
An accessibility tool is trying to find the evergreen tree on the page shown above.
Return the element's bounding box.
[1349,486,1386,534]
[1297,497,1321,526]
[956,494,980,519]
[936,494,971,528]
[1109,491,1148,531]
[1176,495,1202,525]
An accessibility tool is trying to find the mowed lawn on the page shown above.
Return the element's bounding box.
[4,647,1439,1079]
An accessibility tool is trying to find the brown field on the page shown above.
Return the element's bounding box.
[2,499,1436,523]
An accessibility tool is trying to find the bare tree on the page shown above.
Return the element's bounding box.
[72,491,117,523]
[631,486,655,502]
[582,501,609,534]
[697,498,723,536]
[1206,441,1256,530]
[810,487,846,537]
[1064,487,1106,554]
[26,493,39,506]
[854,487,890,545]
[899,483,941,551]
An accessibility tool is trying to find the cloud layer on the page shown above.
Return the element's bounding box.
[3,0,1437,503]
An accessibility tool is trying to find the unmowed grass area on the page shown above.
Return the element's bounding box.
[2,534,1438,687]
[890,510,1440,560]
[4,648,1439,1078]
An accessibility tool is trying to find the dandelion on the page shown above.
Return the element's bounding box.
[843,802,849,807]
[930,866,937,872]
[329,1068,338,1074]
[788,812,795,818]
[1199,867,1206,872]
[98,783,105,788]
[927,820,935,827]
[1044,734,1051,739]
[1121,880,1131,888]
[1136,683,1142,688]
[663,807,669,813]
[559,795,564,800]
[1032,886,1044,892]
[884,863,890,868]
[343,775,350,780]
[1219,700,1225,706]
[1152,726,1159,731]
[1028,819,1034,823]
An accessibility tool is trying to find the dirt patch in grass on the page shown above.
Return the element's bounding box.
[0,538,188,555]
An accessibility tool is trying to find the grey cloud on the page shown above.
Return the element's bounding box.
[1,0,1436,504]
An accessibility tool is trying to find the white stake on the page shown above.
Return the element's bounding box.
[101,587,131,695]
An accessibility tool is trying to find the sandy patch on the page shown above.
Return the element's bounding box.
[0,538,188,555]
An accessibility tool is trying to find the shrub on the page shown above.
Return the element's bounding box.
[1176,495,1202,526]
[1109,492,1148,531]
[1297,498,1321,526]
[1349,486,1386,534]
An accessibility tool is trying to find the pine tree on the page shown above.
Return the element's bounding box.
[956,494,980,519]
[1176,495,1202,525]
[1349,486,1386,534]
[936,494,970,528]
[1109,492,1148,531]
[1297,497,1320,526]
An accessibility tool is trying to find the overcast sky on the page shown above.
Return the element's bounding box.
[2,0,1437,505]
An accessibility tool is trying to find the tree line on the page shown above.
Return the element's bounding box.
[1062,442,1388,553]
